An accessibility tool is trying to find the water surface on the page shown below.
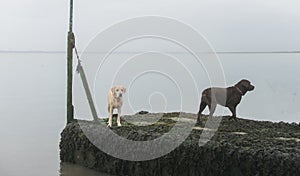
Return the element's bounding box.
[0,52,299,175]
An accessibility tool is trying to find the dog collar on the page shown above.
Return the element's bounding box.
[235,86,243,95]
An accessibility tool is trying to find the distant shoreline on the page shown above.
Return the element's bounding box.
[1,50,300,54]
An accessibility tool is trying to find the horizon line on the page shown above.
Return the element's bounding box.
[1,50,300,54]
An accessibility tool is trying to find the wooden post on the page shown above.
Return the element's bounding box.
[76,60,99,121]
[66,0,74,124]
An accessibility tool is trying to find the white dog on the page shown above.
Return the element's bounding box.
[107,86,126,127]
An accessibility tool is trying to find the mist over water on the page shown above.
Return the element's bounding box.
[0,52,299,175]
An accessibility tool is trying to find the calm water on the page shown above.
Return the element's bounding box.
[0,52,299,175]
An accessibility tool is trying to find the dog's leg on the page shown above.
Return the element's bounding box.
[197,101,207,123]
[228,106,237,121]
[117,108,122,127]
[208,103,217,119]
[107,105,113,127]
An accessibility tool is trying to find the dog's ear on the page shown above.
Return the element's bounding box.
[111,87,116,93]
[122,87,126,93]
[238,80,248,87]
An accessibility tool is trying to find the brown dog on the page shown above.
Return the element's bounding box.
[197,79,254,123]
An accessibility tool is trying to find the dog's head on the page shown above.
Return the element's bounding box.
[111,86,126,98]
[236,79,255,94]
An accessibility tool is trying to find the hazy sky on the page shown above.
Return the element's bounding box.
[1,0,300,51]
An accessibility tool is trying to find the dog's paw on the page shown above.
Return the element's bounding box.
[117,123,122,127]
[107,123,112,128]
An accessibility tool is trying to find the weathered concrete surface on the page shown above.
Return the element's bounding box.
[60,113,300,176]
